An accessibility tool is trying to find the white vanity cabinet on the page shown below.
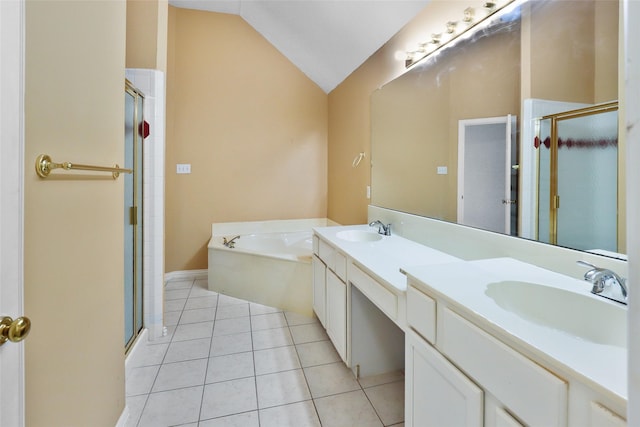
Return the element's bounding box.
[406,329,483,427]
[311,254,326,327]
[312,235,348,362]
[326,269,347,360]
[405,276,627,427]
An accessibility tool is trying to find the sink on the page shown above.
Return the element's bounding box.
[336,230,383,242]
[485,281,627,348]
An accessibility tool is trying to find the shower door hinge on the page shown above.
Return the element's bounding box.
[129,206,138,225]
[553,195,560,209]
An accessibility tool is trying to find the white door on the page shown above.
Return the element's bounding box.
[0,0,26,425]
[458,115,516,234]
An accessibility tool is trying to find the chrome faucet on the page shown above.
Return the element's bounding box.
[577,260,628,304]
[369,220,392,236]
[223,235,240,248]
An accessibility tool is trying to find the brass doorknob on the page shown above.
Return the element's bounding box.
[0,316,31,346]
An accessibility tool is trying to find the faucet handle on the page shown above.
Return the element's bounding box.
[576,260,598,270]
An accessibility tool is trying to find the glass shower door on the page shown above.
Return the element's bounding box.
[124,82,144,351]
[556,110,618,251]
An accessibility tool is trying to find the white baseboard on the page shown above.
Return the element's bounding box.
[115,405,130,427]
[164,269,208,283]
[125,328,149,373]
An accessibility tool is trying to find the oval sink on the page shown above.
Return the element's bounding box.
[336,230,383,242]
[485,281,626,348]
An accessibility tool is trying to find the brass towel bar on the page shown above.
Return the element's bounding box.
[35,154,132,179]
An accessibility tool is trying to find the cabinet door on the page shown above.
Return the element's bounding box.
[406,332,483,427]
[312,255,326,327]
[326,269,347,362]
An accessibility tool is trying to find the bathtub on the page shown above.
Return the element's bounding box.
[207,218,337,316]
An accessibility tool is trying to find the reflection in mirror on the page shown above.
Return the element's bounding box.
[371,0,622,256]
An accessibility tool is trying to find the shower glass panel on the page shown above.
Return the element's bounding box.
[124,89,135,348]
[556,111,618,251]
[124,82,144,351]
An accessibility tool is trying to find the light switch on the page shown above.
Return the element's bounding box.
[437,166,448,175]
[176,164,191,174]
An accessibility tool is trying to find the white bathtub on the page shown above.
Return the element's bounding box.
[207,219,336,316]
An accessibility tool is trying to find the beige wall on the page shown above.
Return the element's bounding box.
[166,7,328,272]
[126,0,168,72]
[24,1,126,426]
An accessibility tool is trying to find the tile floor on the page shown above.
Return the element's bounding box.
[125,277,405,427]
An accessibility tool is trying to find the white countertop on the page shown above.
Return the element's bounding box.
[313,225,460,293]
[403,257,627,403]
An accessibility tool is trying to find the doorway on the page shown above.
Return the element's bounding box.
[124,81,144,352]
[457,115,518,235]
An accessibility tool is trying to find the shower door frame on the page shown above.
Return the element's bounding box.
[124,81,145,353]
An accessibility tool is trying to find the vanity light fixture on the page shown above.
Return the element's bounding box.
[463,7,475,23]
[404,0,520,69]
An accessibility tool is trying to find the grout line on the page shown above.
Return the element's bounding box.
[198,284,219,424]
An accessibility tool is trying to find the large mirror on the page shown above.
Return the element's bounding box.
[371,0,624,256]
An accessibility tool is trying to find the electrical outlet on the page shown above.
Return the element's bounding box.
[176,164,191,174]
[437,166,448,175]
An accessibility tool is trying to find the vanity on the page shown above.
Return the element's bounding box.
[311,222,628,427]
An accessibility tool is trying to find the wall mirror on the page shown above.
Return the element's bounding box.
[371,0,624,257]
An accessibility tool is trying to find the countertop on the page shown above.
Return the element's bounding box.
[403,257,627,403]
[312,225,460,294]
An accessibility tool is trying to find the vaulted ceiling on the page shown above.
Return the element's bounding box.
[168,0,429,93]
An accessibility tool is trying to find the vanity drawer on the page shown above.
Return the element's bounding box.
[407,284,436,345]
[438,307,567,427]
[334,251,347,282]
[349,264,397,320]
[317,238,335,269]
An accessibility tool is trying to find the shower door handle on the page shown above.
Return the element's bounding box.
[0,316,31,346]
[502,199,517,204]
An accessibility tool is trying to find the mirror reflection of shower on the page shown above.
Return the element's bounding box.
[535,102,619,256]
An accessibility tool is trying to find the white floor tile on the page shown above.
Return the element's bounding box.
[303,362,360,398]
[259,400,321,427]
[210,332,253,356]
[199,411,259,427]
[284,311,318,326]
[173,321,214,342]
[359,370,405,389]
[165,288,191,300]
[138,385,203,427]
[165,298,187,312]
[255,369,311,409]
[180,307,216,324]
[289,323,329,344]
[364,381,405,426]
[314,390,384,427]
[127,343,168,369]
[126,365,160,396]
[254,345,301,375]
[218,294,250,306]
[149,325,175,345]
[206,351,255,384]
[124,394,148,427]
[216,303,250,320]
[164,338,210,363]
[213,317,251,336]
[200,377,258,420]
[164,311,181,326]
[252,327,293,350]
[296,340,341,368]
[251,312,288,331]
[249,302,283,315]
[185,295,218,310]
[152,359,207,392]
[165,280,193,291]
